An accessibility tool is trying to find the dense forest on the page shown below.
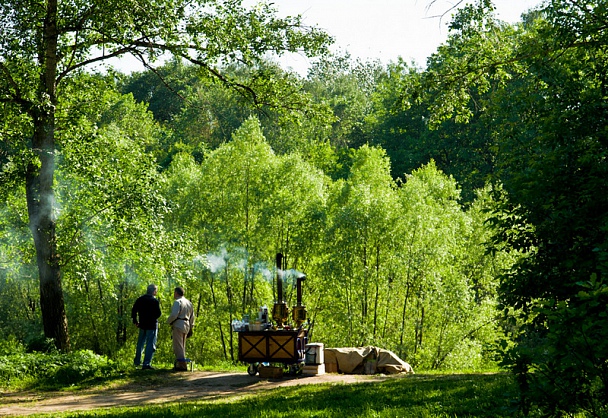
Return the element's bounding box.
[1,0,607,415]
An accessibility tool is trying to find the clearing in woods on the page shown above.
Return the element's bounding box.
[0,370,391,416]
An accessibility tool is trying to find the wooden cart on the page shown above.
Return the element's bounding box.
[238,328,308,376]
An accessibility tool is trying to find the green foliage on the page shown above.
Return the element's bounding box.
[121,58,337,172]
[1,0,555,389]
[0,336,26,356]
[53,350,118,385]
[160,116,329,363]
[408,0,608,415]
[120,59,197,124]
[1,99,511,371]
[0,349,119,389]
[0,186,42,345]
[500,276,608,417]
[318,146,400,348]
[305,54,383,150]
[153,117,510,371]
[365,60,428,184]
[496,5,608,415]
[0,0,333,351]
[54,74,175,356]
[312,157,506,371]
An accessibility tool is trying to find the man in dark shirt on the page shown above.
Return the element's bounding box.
[131,284,161,369]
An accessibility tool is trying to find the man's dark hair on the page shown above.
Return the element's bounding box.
[174,286,185,296]
[147,284,157,295]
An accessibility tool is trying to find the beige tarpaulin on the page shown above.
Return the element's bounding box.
[324,346,414,374]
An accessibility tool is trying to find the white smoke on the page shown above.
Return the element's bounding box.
[206,247,229,273]
[253,262,273,283]
[192,254,208,269]
[202,248,305,289]
[281,268,306,286]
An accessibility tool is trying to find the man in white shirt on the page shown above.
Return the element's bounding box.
[167,286,194,371]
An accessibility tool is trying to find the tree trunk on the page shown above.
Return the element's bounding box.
[24,0,70,351]
[225,264,235,362]
[398,280,411,358]
[26,120,70,351]
[372,244,380,337]
[362,243,368,320]
[416,304,425,352]
[116,281,128,345]
[381,274,393,340]
[206,270,228,360]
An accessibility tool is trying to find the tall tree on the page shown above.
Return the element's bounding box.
[410,0,608,413]
[0,0,331,350]
[491,2,608,413]
[161,117,327,361]
[305,54,382,150]
[321,145,400,346]
[56,74,170,355]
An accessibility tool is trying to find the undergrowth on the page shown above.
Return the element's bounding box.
[0,348,122,390]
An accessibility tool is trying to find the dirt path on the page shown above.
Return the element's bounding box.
[0,370,389,417]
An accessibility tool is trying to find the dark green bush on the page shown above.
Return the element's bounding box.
[0,335,26,356]
[503,276,608,417]
[53,350,117,384]
[0,349,121,388]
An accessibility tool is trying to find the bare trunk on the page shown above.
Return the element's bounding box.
[206,270,227,360]
[381,274,393,340]
[416,304,425,352]
[362,244,368,320]
[25,0,70,351]
[398,280,411,358]
[116,280,128,345]
[372,245,380,337]
[225,264,234,362]
[345,269,353,345]
[196,293,202,318]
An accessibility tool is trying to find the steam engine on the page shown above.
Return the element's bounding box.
[236,253,309,376]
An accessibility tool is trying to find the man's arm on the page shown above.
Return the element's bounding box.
[167,300,180,324]
[131,298,140,326]
[188,302,195,327]
[154,299,161,320]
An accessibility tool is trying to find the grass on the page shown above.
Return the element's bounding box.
[0,357,245,392]
[29,372,520,418]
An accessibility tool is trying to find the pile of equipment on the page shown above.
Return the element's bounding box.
[235,253,314,377]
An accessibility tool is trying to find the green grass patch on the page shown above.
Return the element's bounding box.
[38,373,519,418]
[0,350,248,392]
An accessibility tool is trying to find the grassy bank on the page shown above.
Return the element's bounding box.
[41,373,518,418]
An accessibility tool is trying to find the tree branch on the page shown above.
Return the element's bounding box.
[0,62,34,113]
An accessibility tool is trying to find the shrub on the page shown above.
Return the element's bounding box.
[0,349,121,388]
[0,335,26,356]
[503,277,608,416]
[53,350,117,384]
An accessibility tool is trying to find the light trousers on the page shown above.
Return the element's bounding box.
[172,327,188,361]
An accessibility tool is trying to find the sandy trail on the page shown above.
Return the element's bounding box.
[0,370,388,416]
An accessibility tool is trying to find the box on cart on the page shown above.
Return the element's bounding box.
[258,365,283,378]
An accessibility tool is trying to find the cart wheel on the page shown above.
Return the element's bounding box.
[287,364,302,376]
[247,363,258,376]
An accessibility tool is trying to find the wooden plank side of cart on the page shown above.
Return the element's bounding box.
[267,333,297,361]
[238,330,307,363]
[238,332,268,362]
